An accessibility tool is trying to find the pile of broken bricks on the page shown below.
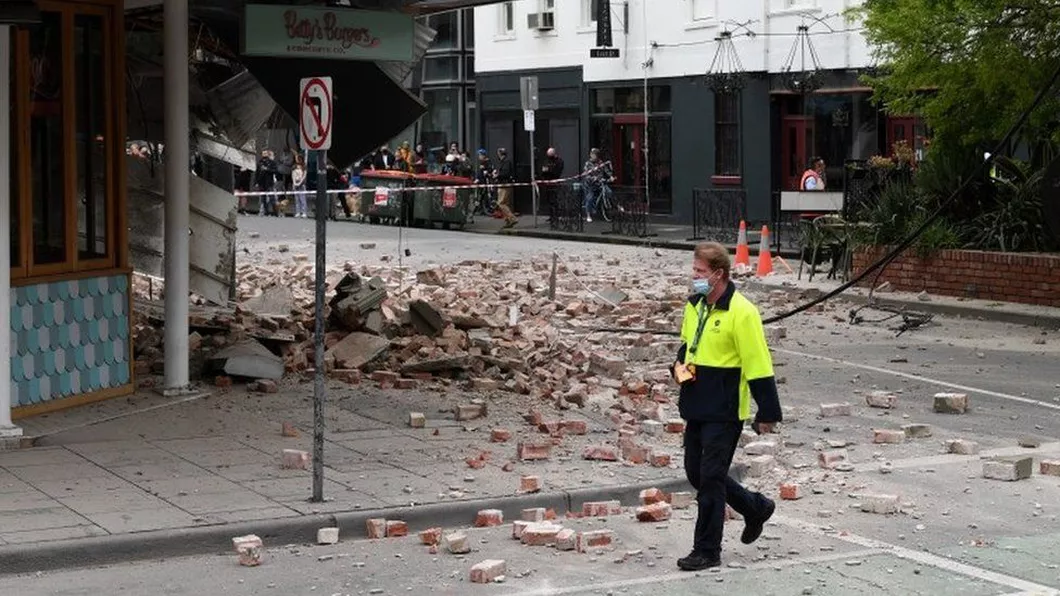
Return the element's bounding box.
[130,256,717,417]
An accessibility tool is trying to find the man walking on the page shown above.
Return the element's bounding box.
[801,157,826,190]
[493,147,517,228]
[672,242,782,571]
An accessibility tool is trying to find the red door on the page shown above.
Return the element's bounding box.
[612,115,645,188]
[781,116,814,190]
[887,117,916,154]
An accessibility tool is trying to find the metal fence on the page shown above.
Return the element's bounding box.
[548,184,586,233]
[842,159,874,221]
[690,187,747,244]
[608,186,652,238]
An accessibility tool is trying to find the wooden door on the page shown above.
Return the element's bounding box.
[611,115,645,188]
[781,115,814,190]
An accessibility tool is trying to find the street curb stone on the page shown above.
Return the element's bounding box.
[745,280,1060,329]
[0,473,744,575]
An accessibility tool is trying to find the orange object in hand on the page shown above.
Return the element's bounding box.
[674,362,695,384]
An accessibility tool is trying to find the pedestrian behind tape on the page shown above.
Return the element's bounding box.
[671,241,783,571]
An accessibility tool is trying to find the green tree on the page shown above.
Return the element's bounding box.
[855,0,1060,149]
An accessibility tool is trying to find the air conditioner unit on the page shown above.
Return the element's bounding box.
[527,11,555,31]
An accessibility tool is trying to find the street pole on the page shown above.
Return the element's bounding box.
[311,149,327,502]
[530,127,537,228]
[641,0,651,236]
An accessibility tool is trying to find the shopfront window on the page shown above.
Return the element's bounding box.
[30,11,66,266]
[12,3,121,280]
[462,9,474,49]
[648,116,672,213]
[714,91,740,176]
[427,11,457,50]
[9,32,19,268]
[75,13,108,260]
[590,86,671,114]
[423,56,459,83]
[421,88,460,149]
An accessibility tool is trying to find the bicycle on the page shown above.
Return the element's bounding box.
[583,180,617,223]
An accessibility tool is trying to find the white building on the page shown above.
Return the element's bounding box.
[472,0,926,222]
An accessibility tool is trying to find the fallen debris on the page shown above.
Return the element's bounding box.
[233,534,264,567]
[317,527,339,545]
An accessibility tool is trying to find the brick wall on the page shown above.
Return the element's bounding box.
[852,246,1060,307]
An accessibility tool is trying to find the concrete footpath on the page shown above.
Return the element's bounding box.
[0,381,691,574]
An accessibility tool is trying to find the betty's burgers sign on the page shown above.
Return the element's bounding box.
[242,4,415,62]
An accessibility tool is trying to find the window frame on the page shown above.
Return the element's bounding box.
[690,0,716,22]
[713,90,742,181]
[12,0,123,282]
[497,2,515,37]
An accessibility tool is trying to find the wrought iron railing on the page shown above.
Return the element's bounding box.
[548,183,586,233]
[690,187,747,244]
[608,186,652,238]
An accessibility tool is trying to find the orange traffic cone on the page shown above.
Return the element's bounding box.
[734,220,751,269]
[756,225,773,277]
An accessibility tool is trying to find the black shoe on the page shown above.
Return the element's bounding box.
[677,551,721,571]
[741,498,776,545]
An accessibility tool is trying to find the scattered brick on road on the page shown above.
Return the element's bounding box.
[582,500,622,517]
[738,430,757,447]
[945,439,980,455]
[444,531,471,554]
[475,509,504,527]
[903,423,933,438]
[577,529,614,553]
[636,502,672,522]
[518,442,552,461]
[583,445,619,461]
[665,419,686,433]
[639,487,668,505]
[860,494,900,514]
[233,534,263,567]
[560,420,588,435]
[470,559,506,584]
[386,521,408,537]
[281,449,310,470]
[873,429,905,444]
[521,522,563,546]
[521,508,546,522]
[983,457,1033,481]
[455,403,486,421]
[746,455,775,477]
[316,527,339,545]
[818,449,847,469]
[621,443,651,464]
[642,420,663,436]
[866,391,898,409]
[366,518,386,539]
[744,441,778,456]
[819,402,852,417]
[670,492,695,510]
[555,528,578,551]
[519,475,541,493]
[419,527,442,546]
[780,483,802,501]
[490,428,512,442]
[933,392,969,414]
[280,422,299,438]
[511,521,531,540]
[408,412,426,428]
[248,379,278,393]
[1040,460,1060,477]
[650,452,672,467]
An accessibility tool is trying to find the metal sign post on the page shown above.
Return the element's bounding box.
[299,76,333,503]
[520,77,539,228]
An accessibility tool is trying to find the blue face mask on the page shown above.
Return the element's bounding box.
[692,278,713,295]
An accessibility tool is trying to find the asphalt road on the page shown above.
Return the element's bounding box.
[3,217,1059,595]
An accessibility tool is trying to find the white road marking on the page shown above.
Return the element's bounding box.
[852,443,1060,473]
[775,347,1060,411]
[502,548,885,596]
[774,515,1060,595]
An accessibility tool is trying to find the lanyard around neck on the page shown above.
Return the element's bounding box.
[689,301,713,355]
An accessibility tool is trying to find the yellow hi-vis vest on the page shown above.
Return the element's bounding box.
[677,284,780,423]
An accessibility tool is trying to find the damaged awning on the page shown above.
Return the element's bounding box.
[126,0,443,166]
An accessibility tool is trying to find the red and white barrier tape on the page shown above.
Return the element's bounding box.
[233,161,614,198]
